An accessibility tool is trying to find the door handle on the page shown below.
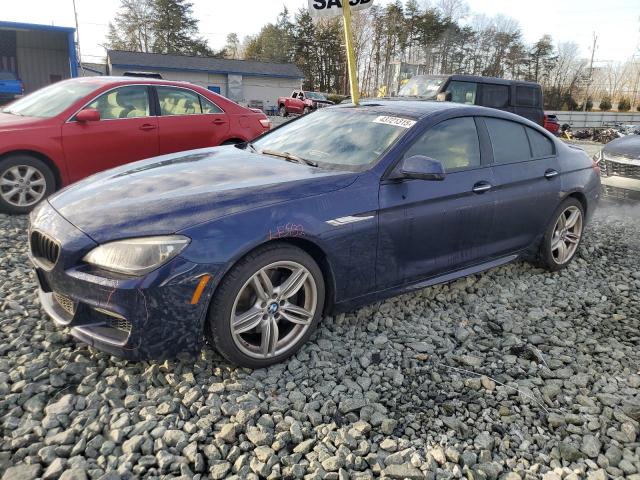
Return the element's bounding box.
[472,182,492,194]
[139,124,156,131]
[211,119,227,125]
[544,169,559,179]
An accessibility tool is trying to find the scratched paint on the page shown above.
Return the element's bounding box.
[268,223,305,240]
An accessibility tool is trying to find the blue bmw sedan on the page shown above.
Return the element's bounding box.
[28,101,601,367]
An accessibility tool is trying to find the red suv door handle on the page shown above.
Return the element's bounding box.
[139,124,156,131]
[211,119,227,125]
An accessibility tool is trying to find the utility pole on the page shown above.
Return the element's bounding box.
[72,0,85,76]
[583,32,597,112]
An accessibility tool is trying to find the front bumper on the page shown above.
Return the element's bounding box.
[29,202,220,361]
[601,176,640,202]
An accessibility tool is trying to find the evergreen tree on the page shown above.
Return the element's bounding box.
[225,33,240,59]
[106,0,155,53]
[151,0,212,55]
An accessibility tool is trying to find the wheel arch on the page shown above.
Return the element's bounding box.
[566,190,588,216]
[212,236,337,316]
[0,149,62,190]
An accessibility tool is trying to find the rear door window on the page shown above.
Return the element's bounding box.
[516,86,540,107]
[526,127,555,158]
[200,96,223,114]
[404,117,481,171]
[481,84,510,108]
[157,87,202,116]
[484,118,532,164]
[448,81,477,105]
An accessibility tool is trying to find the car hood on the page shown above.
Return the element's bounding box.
[604,135,640,158]
[49,146,358,243]
[0,112,48,131]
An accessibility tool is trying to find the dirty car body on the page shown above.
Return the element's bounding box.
[28,101,601,361]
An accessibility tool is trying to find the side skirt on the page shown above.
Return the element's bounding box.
[332,254,519,314]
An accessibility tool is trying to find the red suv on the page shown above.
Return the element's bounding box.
[0,77,271,213]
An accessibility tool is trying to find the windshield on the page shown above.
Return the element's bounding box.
[304,92,328,100]
[252,108,412,171]
[0,71,17,81]
[399,76,446,99]
[2,80,98,118]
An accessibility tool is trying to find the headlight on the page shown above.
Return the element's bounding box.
[83,235,190,276]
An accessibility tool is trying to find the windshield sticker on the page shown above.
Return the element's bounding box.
[373,116,416,129]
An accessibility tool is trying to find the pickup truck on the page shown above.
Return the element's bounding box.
[0,70,24,106]
[277,90,333,117]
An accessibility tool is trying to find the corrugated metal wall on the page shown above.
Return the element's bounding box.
[16,30,70,92]
[547,111,640,128]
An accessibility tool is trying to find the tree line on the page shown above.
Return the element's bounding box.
[106,0,640,111]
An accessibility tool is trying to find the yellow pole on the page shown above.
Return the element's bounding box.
[341,1,360,105]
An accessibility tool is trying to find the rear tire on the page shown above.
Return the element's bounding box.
[536,198,584,271]
[303,107,311,115]
[207,244,325,368]
[279,105,288,117]
[0,155,56,215]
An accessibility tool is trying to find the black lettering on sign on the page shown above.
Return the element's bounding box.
[326,0,342,8]
[349,0,359,5]
[313,0,327,8]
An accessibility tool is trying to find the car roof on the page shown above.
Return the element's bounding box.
[333,99,462,119]
[65,76,197,87]
[411,74,541,87]
[333,99,549,131]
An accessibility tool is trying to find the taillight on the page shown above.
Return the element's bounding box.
[260,118,272,130]
[592,151,602,175]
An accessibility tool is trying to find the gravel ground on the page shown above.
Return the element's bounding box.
[1,204,639,480]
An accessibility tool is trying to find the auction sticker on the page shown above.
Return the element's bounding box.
[373,116,416,129]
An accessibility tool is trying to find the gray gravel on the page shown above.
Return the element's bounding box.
[1,204,639,480]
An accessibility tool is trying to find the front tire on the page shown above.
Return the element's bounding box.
[303,107,311,115]
[279,105,288,117]
[0,155,55,214]
[207,244,325,368]
[537,198,584,271]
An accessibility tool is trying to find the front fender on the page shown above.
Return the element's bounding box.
[178,172,380,304]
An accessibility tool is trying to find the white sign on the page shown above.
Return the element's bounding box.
[308,0,374,18]
[373,116,416,129]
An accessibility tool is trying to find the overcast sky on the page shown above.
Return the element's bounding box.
[3,0,639,65]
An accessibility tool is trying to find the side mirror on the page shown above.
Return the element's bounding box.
[75,108,100,122]
[437,91,452,102]
[397,155,446,181]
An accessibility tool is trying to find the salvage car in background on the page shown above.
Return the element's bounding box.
[29,101,600,368]
[597,134,640,201]
[399,74,545,125]
[544,114,560,135]
[0,77,271,213]
[277,90,334,116]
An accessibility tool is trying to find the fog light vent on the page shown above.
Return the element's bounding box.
[53,292,75,316]
[108,317,132,333]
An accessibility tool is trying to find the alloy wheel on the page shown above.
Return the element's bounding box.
[230,261,317,359]
[551,205,583,265]
[0,165,47,207]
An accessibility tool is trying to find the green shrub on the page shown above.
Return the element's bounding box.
[599,96,612,111]
[617,97,631,112]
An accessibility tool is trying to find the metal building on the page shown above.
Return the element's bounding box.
[107,50,304,113]
[0,21,78,93]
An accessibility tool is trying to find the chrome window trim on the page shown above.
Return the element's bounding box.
[65,83,225,123]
